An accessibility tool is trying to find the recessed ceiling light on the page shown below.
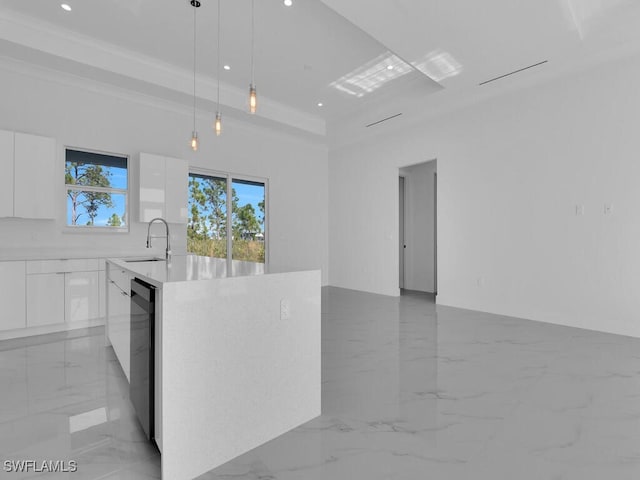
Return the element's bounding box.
[223,65,231,71]
[386,65,394,70]
[61,3,72,11]
[284,0,293,6]
[317,102,323,107]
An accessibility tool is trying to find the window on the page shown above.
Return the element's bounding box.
[231,178,266,263]
[188,173,228,259]
[65,149,128,229]
[188,171,267,266]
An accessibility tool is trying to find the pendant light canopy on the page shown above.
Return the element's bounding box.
[249,0,257,114]
[190,0,200,151]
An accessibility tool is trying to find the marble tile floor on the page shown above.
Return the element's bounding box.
[1,287,640,479]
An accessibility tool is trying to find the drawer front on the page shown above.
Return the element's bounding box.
[108,266,132,294]
[26,258,101,274]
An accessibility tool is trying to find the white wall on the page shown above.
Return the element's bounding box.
[399,160,436,293]
[0,62,329,284]
[329,53,640,338]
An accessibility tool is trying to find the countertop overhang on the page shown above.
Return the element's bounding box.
[107,255,254,286]
[107,254,313,287]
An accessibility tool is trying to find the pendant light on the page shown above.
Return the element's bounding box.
[190,0,200,151]
[249,0,257,114]
[214,0,222,136]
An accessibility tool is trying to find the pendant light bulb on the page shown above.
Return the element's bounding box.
[191,131,199,151]
[215,112,222,136]
[249,0,257,114]
[249,84,257,114]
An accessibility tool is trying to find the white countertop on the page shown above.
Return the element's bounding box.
[107,255,266,285]
[0,248,168,262]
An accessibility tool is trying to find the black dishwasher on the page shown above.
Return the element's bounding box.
[130,278,156,443]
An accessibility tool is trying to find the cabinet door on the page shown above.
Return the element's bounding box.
[98,269,106,320]
[26,273,65,327]
[14,133,56,219]
[107,276,131,382]
[139,153,165,222]
[164,156,189,224]
[0,261,26,331]
[0,130,14,217]
[65,271,99,323]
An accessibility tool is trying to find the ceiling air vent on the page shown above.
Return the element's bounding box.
[479,60,548,86]
[365,113,403,128]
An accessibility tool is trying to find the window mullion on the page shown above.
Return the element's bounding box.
[65,185,126,195]
[226,174,233,274]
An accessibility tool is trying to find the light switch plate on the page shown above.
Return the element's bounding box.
[604,203,613,215]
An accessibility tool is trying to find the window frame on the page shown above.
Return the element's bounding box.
[189,167,269,268]
[63,146,130,233]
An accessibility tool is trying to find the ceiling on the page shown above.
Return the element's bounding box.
[1,0,640,144]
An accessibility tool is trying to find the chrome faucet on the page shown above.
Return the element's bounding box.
[146,218,171,260]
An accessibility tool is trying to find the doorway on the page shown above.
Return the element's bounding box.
[399,160,437,294]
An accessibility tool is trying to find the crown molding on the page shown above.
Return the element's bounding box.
[0,9,326,137]
[0,53,327,148]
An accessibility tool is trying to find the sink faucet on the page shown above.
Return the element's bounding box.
[146,218,171,260]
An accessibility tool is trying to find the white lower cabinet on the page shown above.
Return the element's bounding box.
[65,271,100,323]
[107,265,132,381]
[0,258,109,336]
[98,270,106,320]
[0,261,26,331]
[26,273,65,327]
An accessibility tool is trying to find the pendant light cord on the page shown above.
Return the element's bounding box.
[193,3,197,131]
[217,0,221,108]
[250,0,255,84]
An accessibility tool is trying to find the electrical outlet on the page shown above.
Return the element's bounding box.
[280,299,290,320]
[575,204,584,216]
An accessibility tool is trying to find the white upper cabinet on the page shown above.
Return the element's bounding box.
[0,129,56,219]
[139,152,188,224]
[164,157,189,223]
[0,130,14,218]
[139,152,165,222]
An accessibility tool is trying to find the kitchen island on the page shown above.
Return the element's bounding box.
[105,255,321,480]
